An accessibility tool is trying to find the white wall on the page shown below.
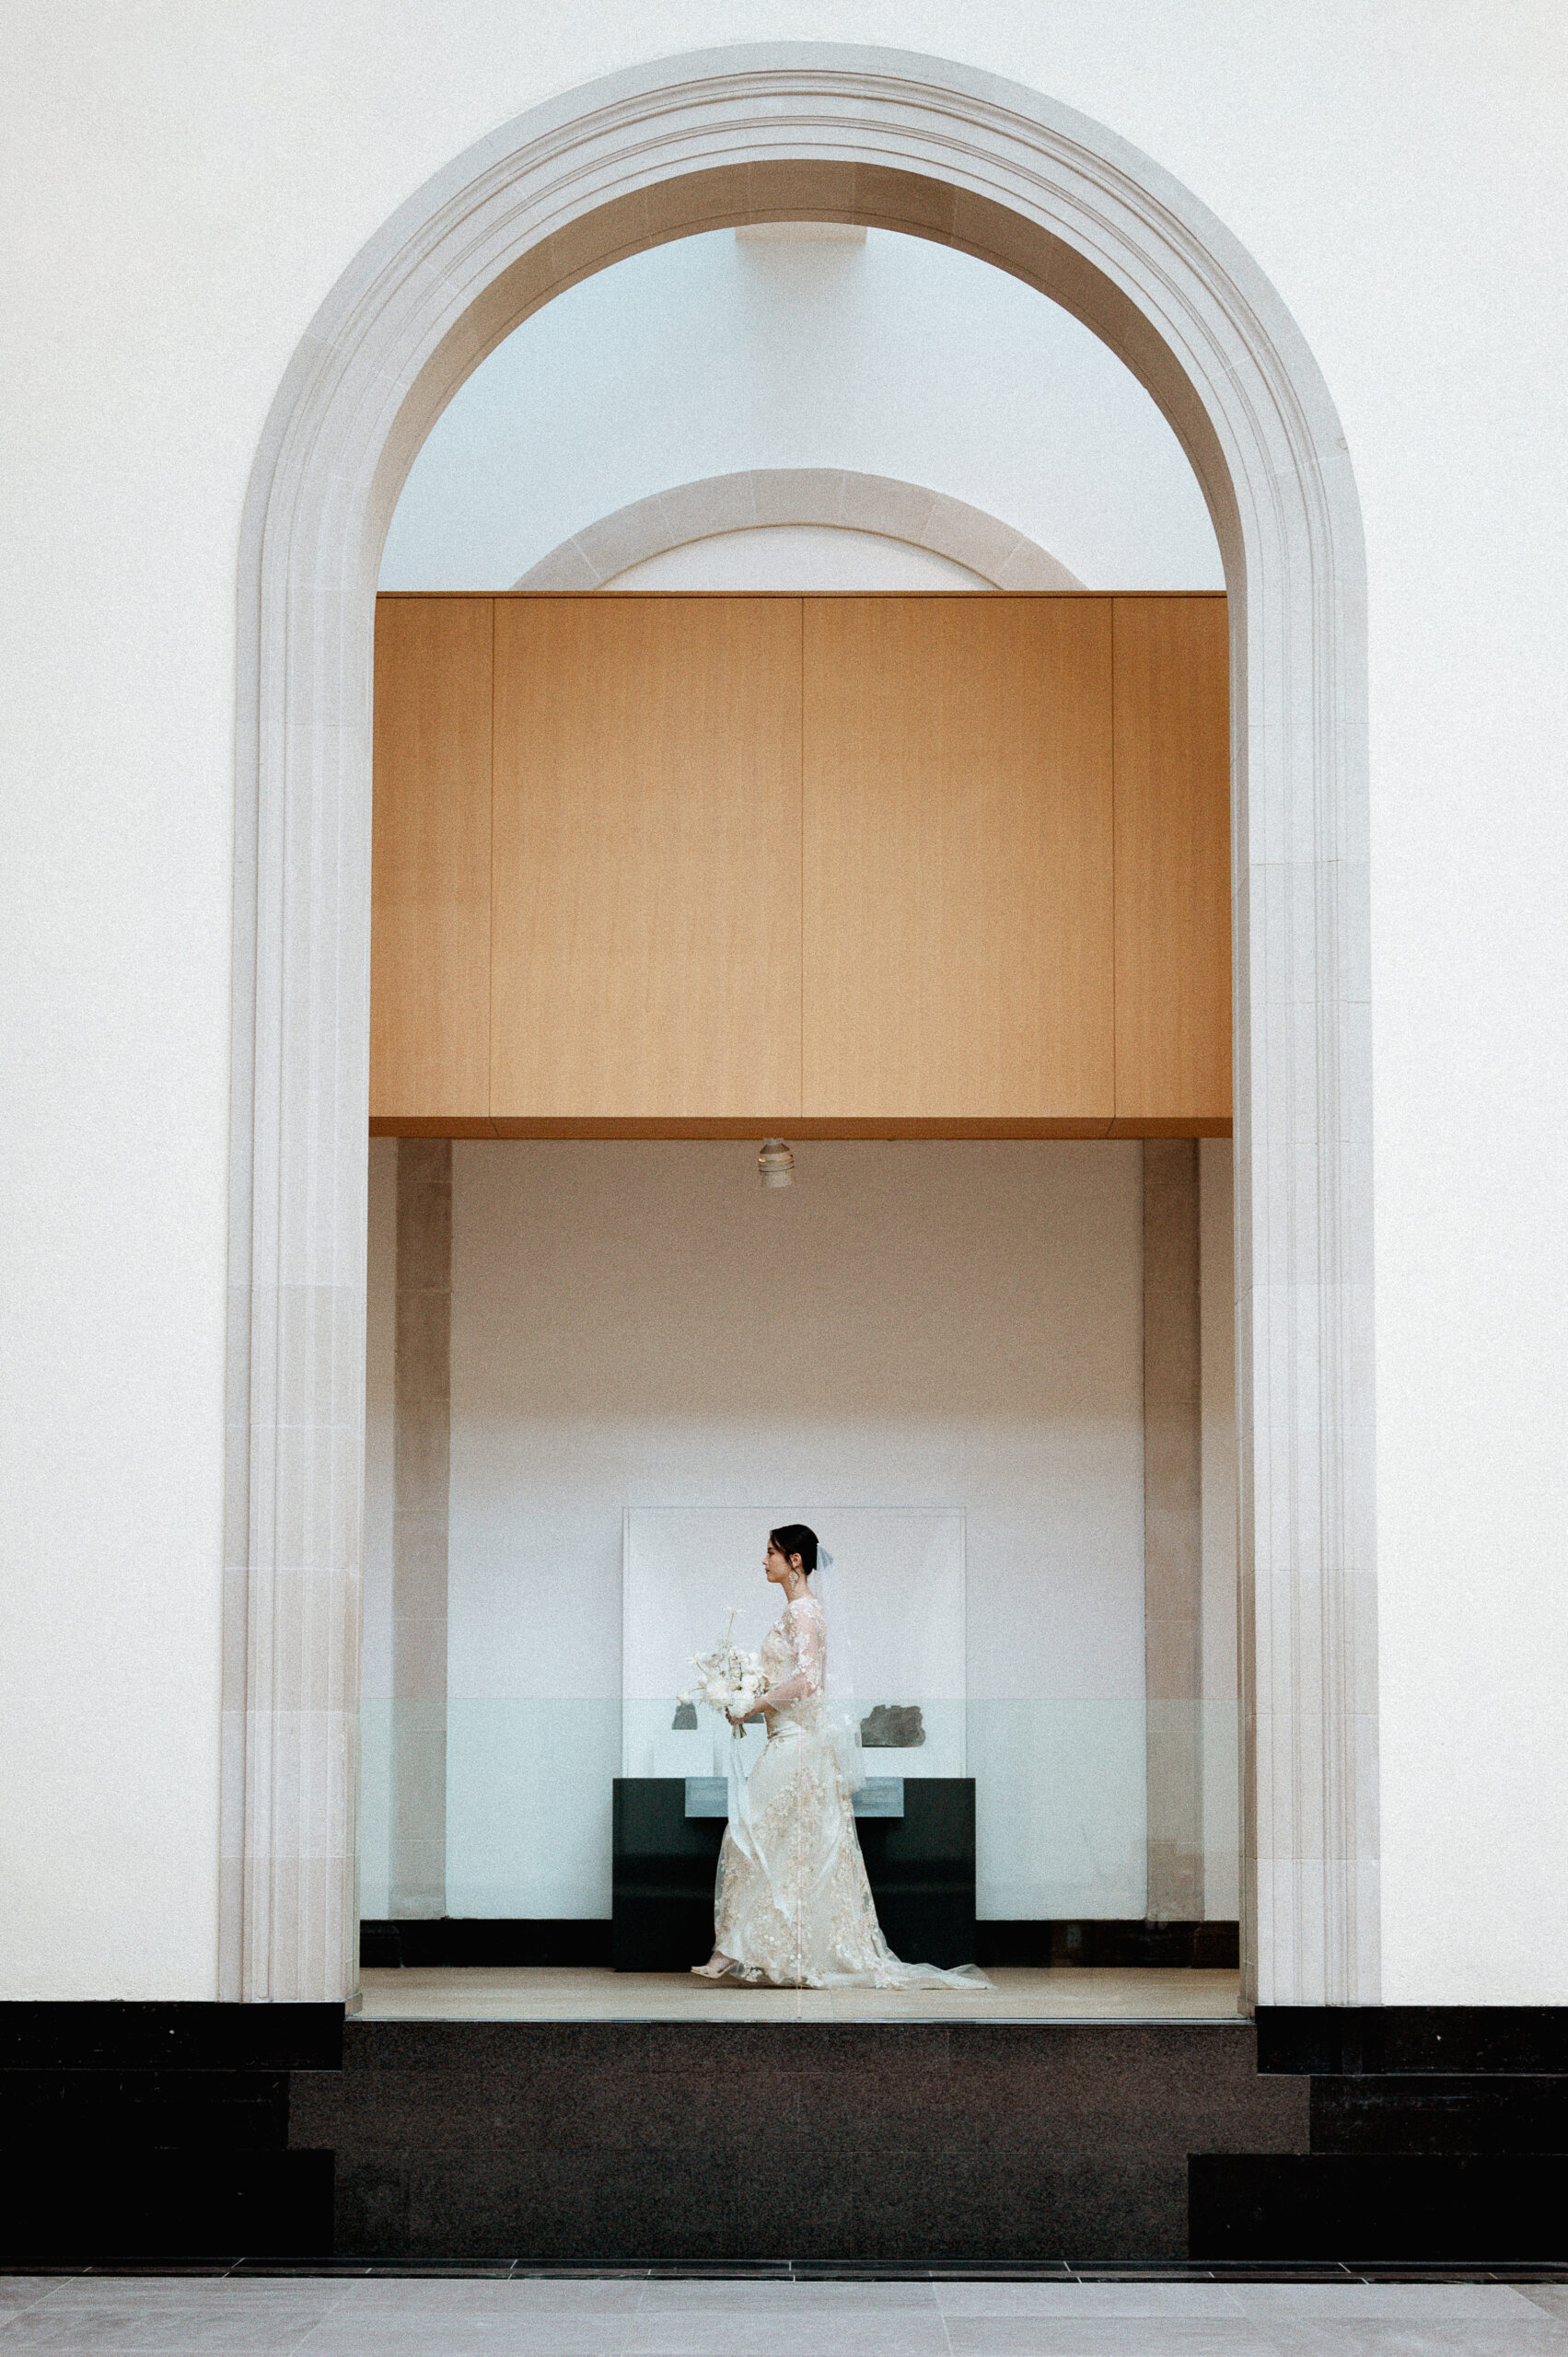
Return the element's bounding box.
[5,1,1564,1998]
[441,1140,1147,1920]
[378,226,1221,593]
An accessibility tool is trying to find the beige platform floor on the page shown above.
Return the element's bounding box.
[355,1965,1243,2023]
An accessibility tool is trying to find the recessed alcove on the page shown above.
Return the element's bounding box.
[360,1130,1241,2020]
[355,220,1245,2022]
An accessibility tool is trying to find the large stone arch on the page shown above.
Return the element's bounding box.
[225,44,1376,2009]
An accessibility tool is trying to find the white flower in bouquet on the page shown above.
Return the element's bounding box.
[680,1609,768,1736]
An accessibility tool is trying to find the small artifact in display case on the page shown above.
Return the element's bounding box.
[860,1703,925,1747]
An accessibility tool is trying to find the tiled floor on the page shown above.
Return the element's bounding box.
[2,2274,1567,2354]
[355,1965,1244,2023]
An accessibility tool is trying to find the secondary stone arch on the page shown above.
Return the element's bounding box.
[226,43,1377,2010]
[512,470,1086,589]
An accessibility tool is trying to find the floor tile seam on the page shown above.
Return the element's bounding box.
[9,2304,355,2337]
[19,2264,1568,2287]
[24,2282,337,2304]
[633,2286,942,2303]
[17,2263,1520,2279]
[288,2309,386,2357]
[932,2289,1254,2313]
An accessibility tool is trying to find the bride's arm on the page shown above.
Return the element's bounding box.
[729,1604,823,1721]
[731,1668,808,1720]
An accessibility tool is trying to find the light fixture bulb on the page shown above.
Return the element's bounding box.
[758,1137,795,1189]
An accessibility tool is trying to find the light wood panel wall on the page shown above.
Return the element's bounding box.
[803,597,1115,1119]
[489,597,803,1119]
[370,596,493,1126]
[369,593,1231,1136]
[1111,597,1231,1129]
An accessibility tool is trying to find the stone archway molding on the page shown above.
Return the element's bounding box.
[226,43,1377,2009]
[512,469,1085,590]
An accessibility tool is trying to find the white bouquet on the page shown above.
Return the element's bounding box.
[680,1609,767,1738]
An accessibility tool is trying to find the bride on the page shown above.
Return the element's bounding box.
[692,1524,987,1991]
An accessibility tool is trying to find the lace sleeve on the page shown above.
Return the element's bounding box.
[753,1599,827,1712]
[781,1599,825,1697]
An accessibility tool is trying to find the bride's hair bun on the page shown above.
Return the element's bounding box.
[769,1522,818,1573]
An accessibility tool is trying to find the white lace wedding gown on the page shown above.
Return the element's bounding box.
[708,1593,987,1990]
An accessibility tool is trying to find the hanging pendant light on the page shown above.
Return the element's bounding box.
[758,1138,795,1190]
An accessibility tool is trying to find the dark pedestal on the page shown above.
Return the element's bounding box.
[610,1776,976,1971]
